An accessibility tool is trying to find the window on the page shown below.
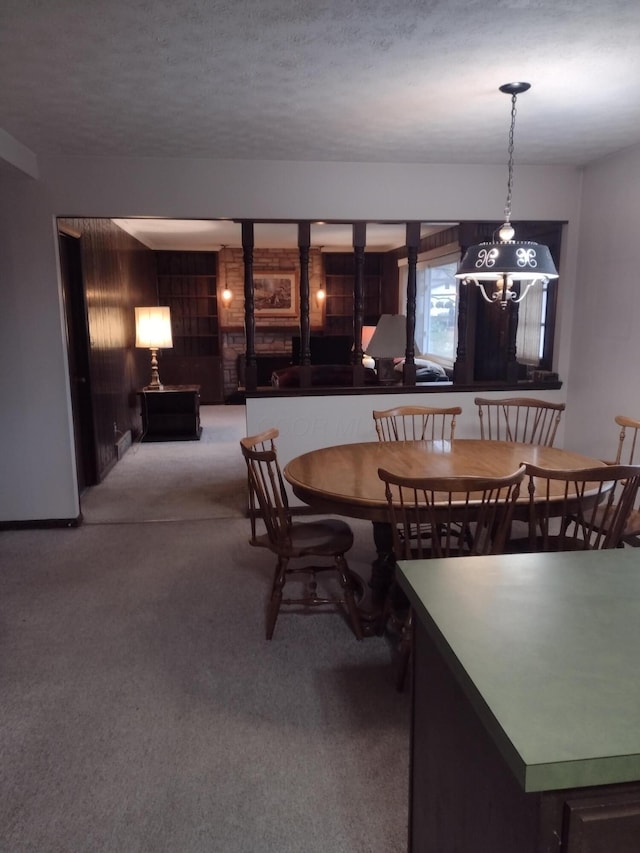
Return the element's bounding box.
[515,279,548,365]
[400,250,459,360]
[398,222,560,382]
[401,251,552,370]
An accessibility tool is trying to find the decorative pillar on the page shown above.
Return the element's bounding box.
[297,222,312,387]
[453,223,476,385]
[242,221,257,391]
[352,222,366,385]
[403,221,420,386]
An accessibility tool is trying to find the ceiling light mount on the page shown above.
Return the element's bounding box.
[456,81,558,309]
[498,82,531,96]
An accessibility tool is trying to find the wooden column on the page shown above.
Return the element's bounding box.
[505,300,520,384]
[352,223,366,385]
[297,222,312,387]
[403,221,420,386]
[453,222,476,385]
[242,222,257,391]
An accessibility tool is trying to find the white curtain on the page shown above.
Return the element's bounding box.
[515,283,544,365]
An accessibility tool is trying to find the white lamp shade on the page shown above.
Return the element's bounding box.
[135,306,173,349]
[366,315,410,358]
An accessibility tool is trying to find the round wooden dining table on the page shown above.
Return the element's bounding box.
[284,438,606,625]
[283,439,605,524]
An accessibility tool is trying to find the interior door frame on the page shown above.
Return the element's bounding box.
[58,227,98,491]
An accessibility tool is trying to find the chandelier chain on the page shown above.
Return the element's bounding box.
[504,92,518,223]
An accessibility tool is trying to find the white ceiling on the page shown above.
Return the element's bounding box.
[2,0,640,168]
[5,1,640,250]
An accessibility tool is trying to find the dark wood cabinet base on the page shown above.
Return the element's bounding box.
[411,619,640,853]
[138,385,201,442]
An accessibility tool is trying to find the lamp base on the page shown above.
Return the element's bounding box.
[148,347,164,390]
[375,358,398,385]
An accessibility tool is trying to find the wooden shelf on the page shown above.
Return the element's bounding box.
[155,251,223,402]
[323,253,384,335]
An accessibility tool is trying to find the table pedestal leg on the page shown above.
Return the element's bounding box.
[371,521,396,607]
[351,521,396,637]
[367,521,410,639]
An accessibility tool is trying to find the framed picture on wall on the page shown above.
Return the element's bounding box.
[253,271,298,316]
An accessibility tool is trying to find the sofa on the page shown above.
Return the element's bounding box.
[393,355,454,382]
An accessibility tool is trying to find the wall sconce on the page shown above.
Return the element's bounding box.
[221,287,233,308]
[455,83,558,309]
[315,287,326,308]
[135,306,173,390]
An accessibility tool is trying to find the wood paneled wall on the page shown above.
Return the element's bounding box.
[59,218,157,481]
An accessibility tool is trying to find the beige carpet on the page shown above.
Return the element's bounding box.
[81,405,248,524]
[0,405,411,853]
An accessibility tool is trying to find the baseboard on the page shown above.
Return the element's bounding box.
[115,429,132,460]
[0,516,81,530]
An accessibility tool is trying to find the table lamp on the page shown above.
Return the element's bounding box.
[366,314,411,383]
[135,306,173,390]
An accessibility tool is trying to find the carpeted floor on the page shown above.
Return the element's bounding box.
[80,404,249,524]
[0,406,410,853]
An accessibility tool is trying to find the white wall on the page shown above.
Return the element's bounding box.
[246,388,567,506]
[0,156,582,522]
[0,171,79,522]
[565,142,640,461]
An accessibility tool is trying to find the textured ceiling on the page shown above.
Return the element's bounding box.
[2,0,640,166]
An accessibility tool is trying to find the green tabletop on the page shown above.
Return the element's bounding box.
[397,548,640,792]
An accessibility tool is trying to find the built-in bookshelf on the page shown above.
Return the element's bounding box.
[155,251,223,402]
[323,253,384,335]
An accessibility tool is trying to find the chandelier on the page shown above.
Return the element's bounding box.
[455,82,559,309]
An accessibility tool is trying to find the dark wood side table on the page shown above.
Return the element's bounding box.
[138,385,202,442]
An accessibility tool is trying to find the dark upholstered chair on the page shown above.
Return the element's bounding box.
[271,364,377,388]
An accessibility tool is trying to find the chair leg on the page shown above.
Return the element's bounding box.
[266,556,287,640]
[335,555,363,641]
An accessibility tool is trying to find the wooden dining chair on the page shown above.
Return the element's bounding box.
[521,462,640,552]
[240,428,363,641]
[474,397,565,446]
[606,415,640,546]
[373,405,462,442]
[378,464,526,691]
[373,405,464,559]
